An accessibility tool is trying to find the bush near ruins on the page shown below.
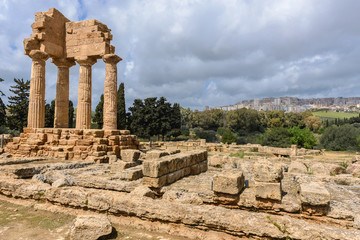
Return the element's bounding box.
[320,124,360,151]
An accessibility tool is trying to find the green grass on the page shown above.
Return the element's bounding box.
[312,111,359,120]
[0,200,73,230]
[229,152,245,158]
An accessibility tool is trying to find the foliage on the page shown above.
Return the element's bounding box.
[0,78,6,127]
[266,110,285,128]
[93,94,104,129]
[7,78,30,132]
[288,126,317,149]
[128,97,181,140]
[320,124,360,151]
[226,108,264,133]
[229,152,244,158]
[261,127,292,148]
[221,129,238,144]
[68,100,74,128]
[45,100,55,127]
[117,82,127,129]
[192,128,217,142]
[304,116,322,132]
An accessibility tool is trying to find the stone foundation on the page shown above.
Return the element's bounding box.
[5,128,139,161]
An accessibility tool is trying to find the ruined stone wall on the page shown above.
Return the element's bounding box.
[142,150,208,188]
[5,128,139,161]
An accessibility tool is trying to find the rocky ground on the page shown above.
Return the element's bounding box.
[0,147,359,239]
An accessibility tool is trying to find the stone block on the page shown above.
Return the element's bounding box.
[167,169,184,184]
[254,161,283,183]
[142,176,167,188]
[190,164,201,175]
[119,130,130,135]
[146,150,169,160]
[300,182,330,206]
[92,151,106,157]
[120,166,143,181]
[213,170,244,195]
[255,182,282,201]
[288,161,307,174]
[199,160,208,172]
[120,149,141,162]
[110,161,140,173]
[142,159,168,177]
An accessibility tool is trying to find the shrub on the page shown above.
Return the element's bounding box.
[320,124,360,151]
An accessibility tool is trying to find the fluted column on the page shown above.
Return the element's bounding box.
[102,54,122,130]
[75,57,97,129]
[51,58,75,128]
[27,50,49,128]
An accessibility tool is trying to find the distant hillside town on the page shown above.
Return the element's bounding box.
[207,97,360,113]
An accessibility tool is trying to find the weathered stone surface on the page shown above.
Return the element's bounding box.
[288,161,307,174]
[163,190,203,205]
[300,182,330,206]
[146,150,169,160]
[43,187,360,240]
[120,149,141,162]
[213,170,244,195]
[279,194,301,213]
[328,164,346,175]
[110,161,140,173]
[120,165,143,181]
[255,182,281,201]
[69,215,112,240]
[347,164,360,177]
[254,160,283,183]
[311,163,330,176]
[130,185,155,199]
[142,159,169,178]
[103,54,122,130]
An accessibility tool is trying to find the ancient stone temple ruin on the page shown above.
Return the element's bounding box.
[6,8,139,160]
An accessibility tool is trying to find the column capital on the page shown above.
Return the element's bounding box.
[103,54,122,64]
[29,50,49,61]
[51,58,76,68]
[75,57,97,66]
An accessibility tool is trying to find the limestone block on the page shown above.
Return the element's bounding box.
[120,166,143,181]
[69,215,112,240]
[288,161,307,174]
[167,169,185,184]
[130,186,155,199]
[238,187,257,208]
[255,182,282,201]
[311,163,330,176]
[254,161,283,183]
[300,182,330,206]
[92,151,106,157]
[213,170,244,195]
[146,150,170,160]
[142,176,167,188]
[120,149,141,162]
[110,161,140,173]
[200,160,208,172]
[142,159,168,178]
[190,164,201,175]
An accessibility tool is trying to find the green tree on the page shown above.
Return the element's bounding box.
[45,100,55,127]
[166,103,181,139]
[261,127,291,148]
[266,110,285,128]
[221,129,237,144]
[288,126,317,149]
[180,107,193,129]
[69,100,74,128]
[304,116,322,132]
[225,108,263,133]
[93,94,104,129]
[0,78,6,127]
[7,78,30,132]
[320,124,360,151]
[117,82,126,129]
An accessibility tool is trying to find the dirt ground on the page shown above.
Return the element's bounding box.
[0,198,189,240]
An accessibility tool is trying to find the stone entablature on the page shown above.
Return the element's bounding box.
[5,128,139,161]
[24,8,121,130]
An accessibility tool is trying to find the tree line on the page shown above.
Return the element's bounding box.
[1,77,360,151]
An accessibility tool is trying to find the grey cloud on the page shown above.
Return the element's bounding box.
[0,0,359,110]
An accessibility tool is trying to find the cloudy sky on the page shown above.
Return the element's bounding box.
[0,0,359,110]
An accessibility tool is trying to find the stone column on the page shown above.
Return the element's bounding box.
[27,50,49,128]
[102,54,122,130]
[51,58,75,128]
[75,57,97,129]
